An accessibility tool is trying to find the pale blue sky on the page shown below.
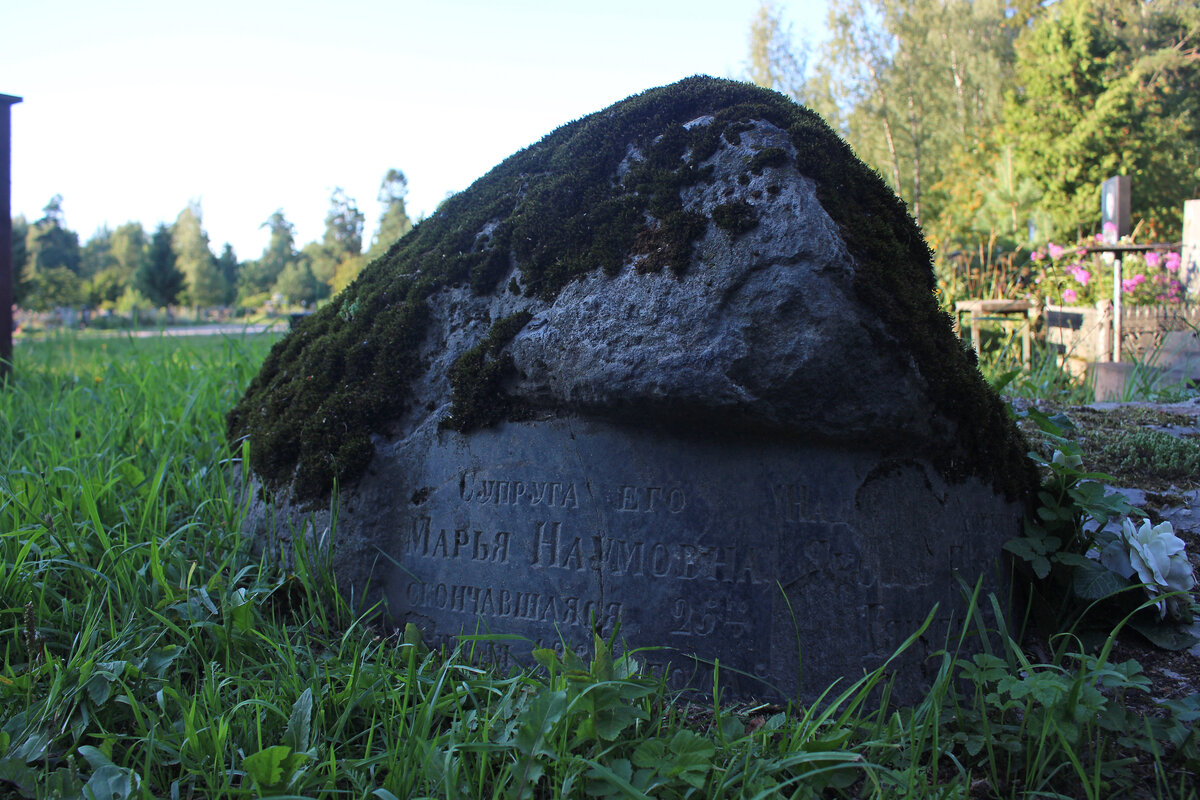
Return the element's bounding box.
[3,0,828,259]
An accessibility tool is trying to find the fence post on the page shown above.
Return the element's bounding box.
[1095,300,1112,364]
[1,93,22,381]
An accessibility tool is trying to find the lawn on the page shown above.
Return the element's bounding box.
[0,332,1196,798]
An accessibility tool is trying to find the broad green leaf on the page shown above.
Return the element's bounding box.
[631,738,667,769]
[285,687,314,753]
[669,729,716,786]
[514,689,567,757]
[1129,615,1200,651]
[593,698,648,741]
[1003,538,1040,561]
[402,622,424,648]
[83,764,135,800]
[229,587,254,632]
[1071,558,1127,600]
[584,758,651,800]
[590,633,613,682]
[243,745,293,788]
[1054,552,1094,568]
[532,648,560,673]
[1032,555,1051,580]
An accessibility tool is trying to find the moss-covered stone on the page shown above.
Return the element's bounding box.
[444,311,533,432]
[228,75,1036,506]
[711,200,759,236]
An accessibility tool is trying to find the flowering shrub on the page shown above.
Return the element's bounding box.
[1029,236,1182,307]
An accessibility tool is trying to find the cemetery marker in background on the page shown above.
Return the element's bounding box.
[231,78,1037,703]
[0,93,20,379]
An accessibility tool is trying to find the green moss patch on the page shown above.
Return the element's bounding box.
[228,76,1035,505]
[711,201,759,237]
[445,311,533,432]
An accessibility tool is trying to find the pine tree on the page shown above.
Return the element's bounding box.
[1006,0,1200,238]
[136,223,184,307]
[216,244,239,305]
[240,211,296,300]
[173,202,226,307]
[367,169,414,262]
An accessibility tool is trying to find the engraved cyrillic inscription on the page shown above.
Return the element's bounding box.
[529,522,771,584]
[405,580,622,631]
[771,483,852,524]
[404,516,512,563]
[459,474,579,509]
[615,485,686,514]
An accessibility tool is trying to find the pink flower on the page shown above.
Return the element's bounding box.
[1122,278,1139,293]
[1062,289,1078,303]
[1095,233,1105,243]
[1076,248,1088,256]
[1104,221,1118,234]
[1165,252,1181,272]
[1134,273,1146,285]
[1069,265,1091,285]
[1030,250,1044,262]
[1048,243,1064,259]
[1146,252,1160,269]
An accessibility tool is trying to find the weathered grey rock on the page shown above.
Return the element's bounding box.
[253,416,1019,701]
[233,77,1035,703]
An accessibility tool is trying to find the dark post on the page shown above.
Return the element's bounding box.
[1,93,21,380]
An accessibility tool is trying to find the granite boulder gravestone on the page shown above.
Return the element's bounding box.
[229,76,1037,702]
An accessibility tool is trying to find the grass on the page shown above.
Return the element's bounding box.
[1,331,1197,798]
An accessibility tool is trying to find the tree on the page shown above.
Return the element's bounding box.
[22,196,82,309]
[746,0,808,99]
[240,210,296,300]
[110,222,148,282]
[1005,0,1200,239]
[80,226,117,279]
[972,146,1047,243]
[24,195,80,277]
[367,169,414,262]
[135,223,184,307]
[274,259,321,306]
[81,226,127,306]
[750,0,1016,239]
[24,266,83,311]
[323,188,364,258]
[302,188,365,297]
[216,244,239,305]
[173,202,226,307]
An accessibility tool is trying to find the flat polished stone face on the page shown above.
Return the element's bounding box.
[313,413,1019,702]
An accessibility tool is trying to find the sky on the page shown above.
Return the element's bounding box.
[3,0,829,261]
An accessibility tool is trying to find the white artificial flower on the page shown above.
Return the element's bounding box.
[1051,449,1083,469]
[1104,519,1197,616]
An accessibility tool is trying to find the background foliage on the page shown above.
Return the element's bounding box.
[749,0,1200,268]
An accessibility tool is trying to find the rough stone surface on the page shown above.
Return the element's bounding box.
[233,77,1036,703]
[249,416,1020,701]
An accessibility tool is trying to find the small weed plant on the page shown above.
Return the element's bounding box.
[0,332,1196,798]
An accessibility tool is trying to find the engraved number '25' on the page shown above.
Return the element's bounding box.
[671,598,717,637]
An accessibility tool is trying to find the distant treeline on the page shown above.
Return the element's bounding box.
[747,0,1200,257]
[9,169,414,313]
